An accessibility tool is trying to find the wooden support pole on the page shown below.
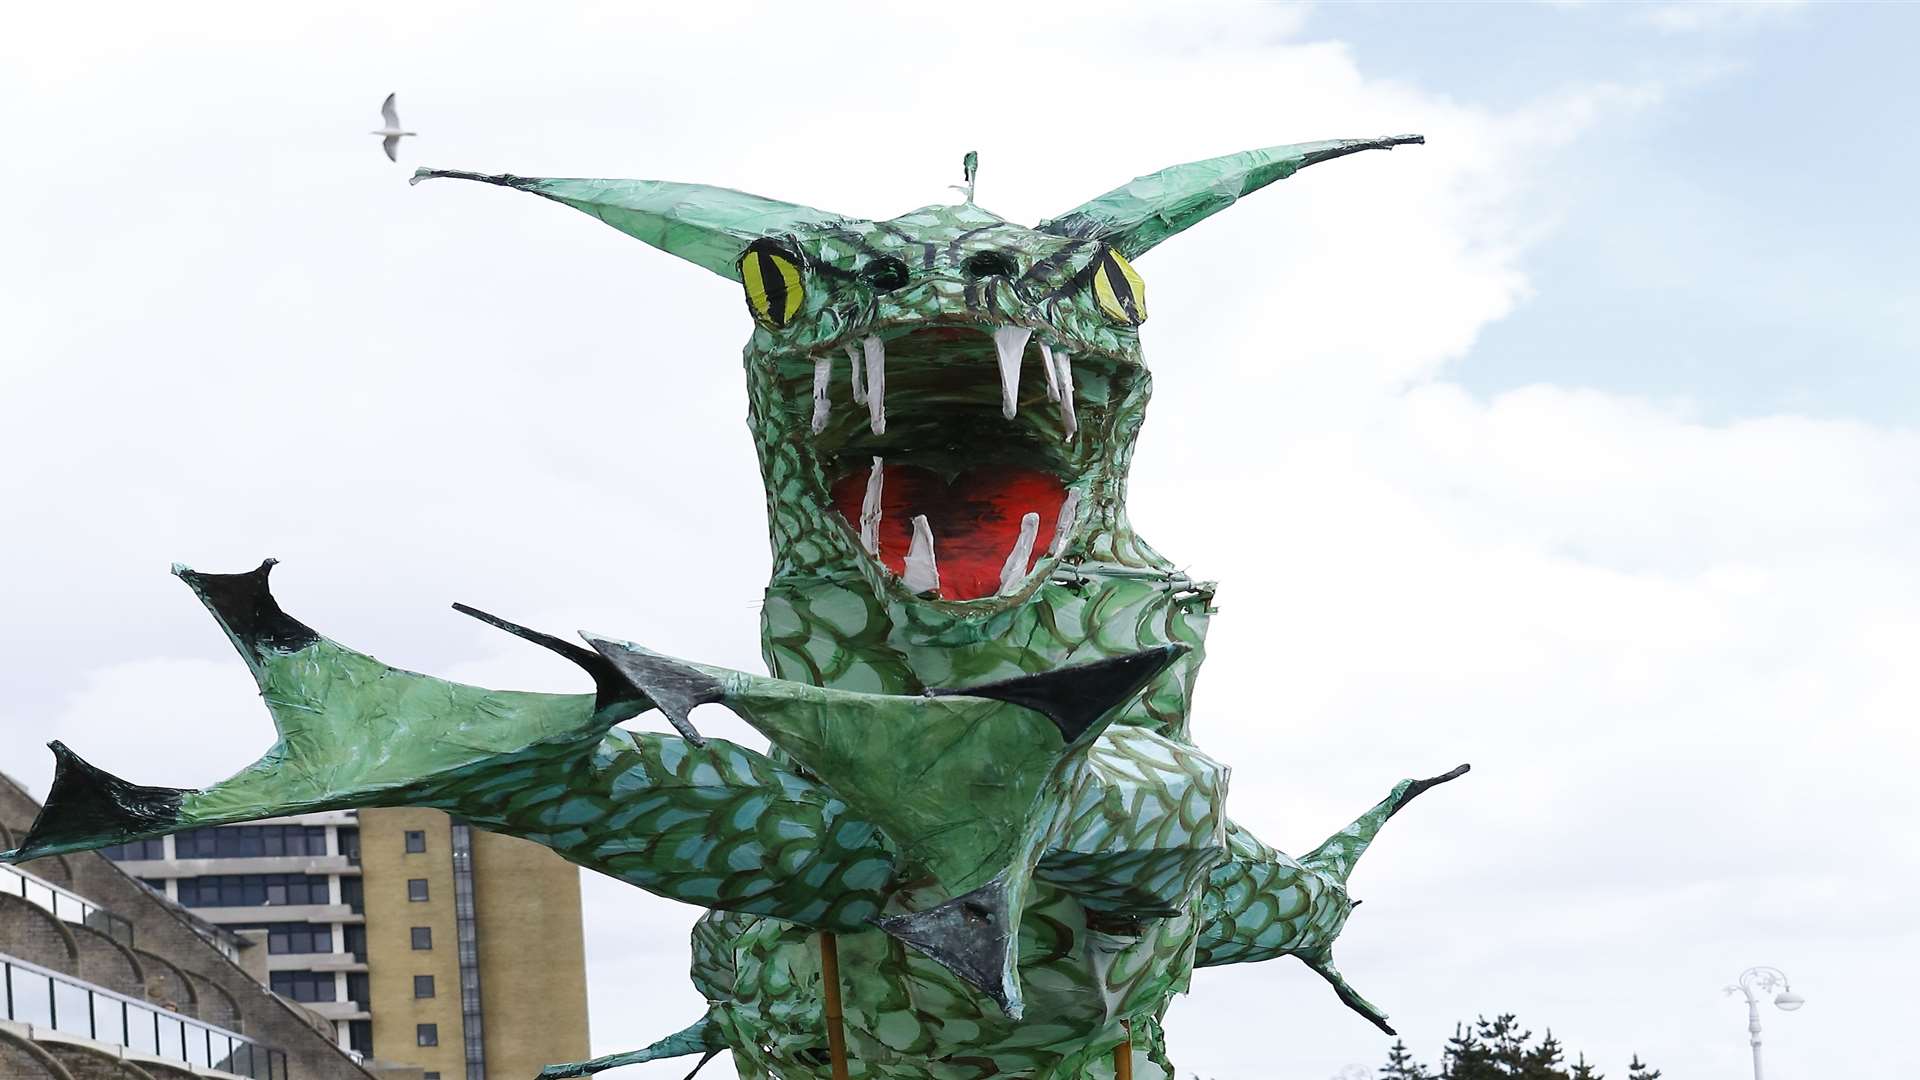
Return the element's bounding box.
[1114,1018,1133,1080]
[818,931,852,1080]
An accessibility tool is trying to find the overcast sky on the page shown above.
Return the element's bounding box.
[3,2,1912,1077]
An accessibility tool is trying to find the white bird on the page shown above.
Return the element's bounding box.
[371,93,416,162]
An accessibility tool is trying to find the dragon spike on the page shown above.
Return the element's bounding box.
[580,635,719,746]
[1302,764,1471,883]
[537,1010,725,1079]
[452,603,650,722]
[926,644,1189,744]
[410,169,847,282]
[1302,951,1395,1036]
[1038,135,1425,260]
[873,875,1023,1019]
[2,742,188,863]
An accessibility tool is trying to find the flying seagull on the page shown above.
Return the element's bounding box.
[372,93,416,162]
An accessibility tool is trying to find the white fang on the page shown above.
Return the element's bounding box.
[860,456,884,556]
[992,326,1032,419]
[997,512,1041,595]
[1038,342,1061,402]
[903,515,940,595]
[1050,490,1080,557]
[864,336,887,435]
[1052,348,1078,441]
[845,342,867,404]
[810,354,832,434]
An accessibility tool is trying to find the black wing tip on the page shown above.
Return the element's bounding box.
[173,558,319,662]
[930,643,1190,744]
[454,604,649,719]
[1392,763,1471,815]
[872,876,1021,1017]
[582,636,712,746]
[9,741,185,862]
[410,167,534,189]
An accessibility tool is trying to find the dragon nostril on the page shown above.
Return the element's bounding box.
[861,257,910,292]
[964,251,1018,278]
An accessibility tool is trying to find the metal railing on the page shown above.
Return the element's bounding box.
[2,952,287,1079]
[0,863,134,948]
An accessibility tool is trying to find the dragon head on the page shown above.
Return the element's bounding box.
[416,136,1419,616]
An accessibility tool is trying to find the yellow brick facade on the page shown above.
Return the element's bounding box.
[360,808,589,1077]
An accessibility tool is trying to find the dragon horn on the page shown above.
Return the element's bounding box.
[1038,135,1424,259]
[1301,764,1470,882]
[411,168,847,281]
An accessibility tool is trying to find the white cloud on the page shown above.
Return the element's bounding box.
[1641,0,1807,33]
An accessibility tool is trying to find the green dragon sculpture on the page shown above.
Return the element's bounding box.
[4,135,1466,1079]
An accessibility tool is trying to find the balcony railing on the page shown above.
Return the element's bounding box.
[2,952,287,1080]
[0,863,134,948]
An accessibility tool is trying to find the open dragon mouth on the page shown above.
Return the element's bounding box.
[785,325,1125,602]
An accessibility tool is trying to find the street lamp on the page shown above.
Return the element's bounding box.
[1724,966,1804,1080]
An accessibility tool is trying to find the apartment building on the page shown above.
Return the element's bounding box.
[105,808,591,1078]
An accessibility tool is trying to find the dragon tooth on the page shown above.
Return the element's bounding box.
[997,512,1041,595]
[992,326,1032,420]
[1052,347,1078,441]
[1050,490,1080,557]
[810,354,832,434]
[864,335,887,435]
[860,456,884,556]
[846,341,868,405]
[903,514,940,595]
[1038,342,1061,402]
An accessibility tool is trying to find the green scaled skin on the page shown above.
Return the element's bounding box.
[5,136,1469,1079]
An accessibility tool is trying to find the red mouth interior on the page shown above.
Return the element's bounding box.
[829,464,1066,600]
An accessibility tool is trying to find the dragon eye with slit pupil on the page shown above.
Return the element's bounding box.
[739,241,805,329]
[1091,247,1147,326]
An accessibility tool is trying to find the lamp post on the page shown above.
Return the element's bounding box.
[1724,966,1804,1080]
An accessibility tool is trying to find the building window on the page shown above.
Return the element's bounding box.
[424,1074,440,1079]
[175,824,330,859]
[344,923,368,962]
[348,1020,373,1057]
[404,830,427,853]
[225,921,333,954]
[346,972,370,1006]
[407,878,429,902]
[416,1024,438,1047]
[98,837,165,860]
[340,876,364,914]
[176,873,331,908]
[413,974,435,998]
[410,926,433,950]
[269,970,337,1003]
[338,826,361,863]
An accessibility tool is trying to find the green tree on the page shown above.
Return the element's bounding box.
[1381,1039,1433,1079]
[1385,1013,1659,1080]
[1440,1020,1496,1079]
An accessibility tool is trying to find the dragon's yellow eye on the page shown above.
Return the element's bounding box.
[740,241,806,329]
[1091,247,1147,326]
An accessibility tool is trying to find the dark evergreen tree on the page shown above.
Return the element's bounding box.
[1568,1052,1603,1080]
[1522,1030,1567,1078]
[1390,1037,1436,1076]
[1440,1020,1497,1079]
[1625,1055,1661,1080]
[1380,1039,1432,1079]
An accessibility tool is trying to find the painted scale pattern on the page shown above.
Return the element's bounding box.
[2,136,1467,1079]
